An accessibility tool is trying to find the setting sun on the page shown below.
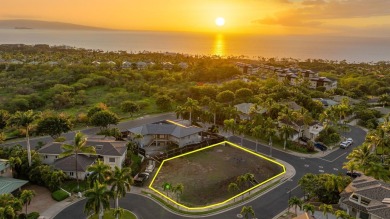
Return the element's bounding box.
[215,17,225,26]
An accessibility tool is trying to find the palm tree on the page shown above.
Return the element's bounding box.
[6,157,21,178]
[302,203,315,216]
[60,131,96,189]
[223,119,236,135]
[319,204,333,219]
[288,196,303,216]
[227,182,239,202]
[107,166,133,218]
[347,144,375,173]
[20,190,35,214]
[87,159,111,187]
[335,209,353,219]
[183,97,199,125]
[113,208,124,219]
[173,183,184,202]
[84,182,113,219]
[379,93,390,107]
[244,173,255,188]
[174,106,186,120]
[324,174,347,193]
[240,206,255,219]
[365,161,389,181]
[236,175,247,189]
[279,124,295,150]
[208,100,221,125]
[9,110,39,166]
[342,161,358,175]
[162,182,172,197]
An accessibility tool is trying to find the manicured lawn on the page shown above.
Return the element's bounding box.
[89,209,136,219]
[62,180,89,193]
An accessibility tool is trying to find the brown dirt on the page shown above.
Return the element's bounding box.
[151,143,283,207]
[22,184,57,214]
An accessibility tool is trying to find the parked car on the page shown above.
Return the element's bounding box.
[314,142,327,151]
[340,141,351,149]
[346,138,353,145]
[134,172,150,186]
[346,171,361,178]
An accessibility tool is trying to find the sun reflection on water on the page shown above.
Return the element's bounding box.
[212,34,225,57]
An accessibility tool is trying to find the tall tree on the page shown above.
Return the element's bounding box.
[36,115,72,139]
[107,166,133,218]
[288,196,303,216]
[9,110,39,166]
[173,183,184,202]
[87,159,111,187]
[6,157,21,178]
[240,206,255,219]
[20,190,35,215]
[89,110,119,131]
[183,97,199,125]
[279,124,295,150]
[228,182,240,202]
[302,203,315,216]
[319,204,333,219]
[347,144,375,173]
[60,132,96,189]
[84,182,113,219]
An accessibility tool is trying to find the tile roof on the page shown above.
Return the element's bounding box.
[54,154,96,172]
[128,120,202,138]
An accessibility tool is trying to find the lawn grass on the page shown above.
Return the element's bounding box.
[62,180,89,193]
[89,209,136,219]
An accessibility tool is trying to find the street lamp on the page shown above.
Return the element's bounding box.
[286,187,291,212]
[269,136,273,157]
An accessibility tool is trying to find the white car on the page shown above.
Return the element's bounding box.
[346,138,353,145]
[340,141,351,149]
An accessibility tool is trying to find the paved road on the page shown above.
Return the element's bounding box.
[0,112,177,149]
[54,125,366,219]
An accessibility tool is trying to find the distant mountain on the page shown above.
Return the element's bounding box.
[0,19,111,30]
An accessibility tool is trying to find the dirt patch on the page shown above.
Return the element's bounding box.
[22,185,57,214]
[151,143,283,207]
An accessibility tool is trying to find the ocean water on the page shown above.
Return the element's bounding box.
[0,29,389,62]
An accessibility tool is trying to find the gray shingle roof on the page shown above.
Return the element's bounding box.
[38,140,127,157]
[356,187,390,201]
[54,154,96,172]
[369,207,390,219]
[128,121,202,138]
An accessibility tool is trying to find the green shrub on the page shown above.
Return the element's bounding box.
[51,190,69,201]
[27,212,40,219]
[54,136,66,142]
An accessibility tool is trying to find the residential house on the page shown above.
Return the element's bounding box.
[127,120,202,148]
[178,62,189,69]
[339,176,390,219]
[54,154,96,180]
[38,139,127,179]
[235,62,259,75]
[277,70,299,86]
[122,61,132,69]
[310,77,338,90]
[136,61,148,70]
[234,103,266,120]
[306,123,324,141]
[0,159,28,195]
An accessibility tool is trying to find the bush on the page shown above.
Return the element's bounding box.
[27,212,40,219]
[51,190,69,201]
[54,136,66,142]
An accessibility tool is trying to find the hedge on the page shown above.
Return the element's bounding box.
[52,190,70,201]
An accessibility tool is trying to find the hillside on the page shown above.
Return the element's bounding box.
[0,19,110,30]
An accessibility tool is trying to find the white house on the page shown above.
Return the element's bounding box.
[38,139,127,179]
[127,120,202,148]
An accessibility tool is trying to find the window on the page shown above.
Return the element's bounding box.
[351,194,359,201]
[69,172,74,176]
[55,156,58,159]
[44,155,48,159]
[361,198,370,205]
[109,158,115,163]
[96,145,103,150]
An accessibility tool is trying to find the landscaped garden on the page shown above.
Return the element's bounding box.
[150,141,285,208]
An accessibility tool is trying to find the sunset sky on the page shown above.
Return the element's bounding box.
[1,0,390,36]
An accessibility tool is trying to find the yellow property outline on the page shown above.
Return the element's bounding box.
[148,140,286,210]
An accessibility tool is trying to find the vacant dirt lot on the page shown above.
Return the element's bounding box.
[151,143,283,207]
